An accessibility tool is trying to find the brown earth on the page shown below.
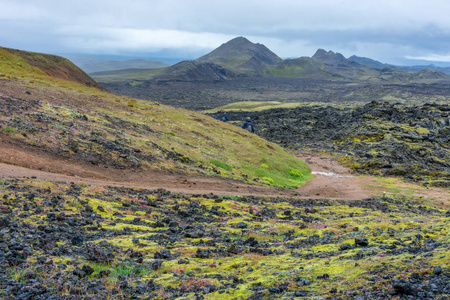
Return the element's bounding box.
[0,134,375,200]
[1,125,449,205]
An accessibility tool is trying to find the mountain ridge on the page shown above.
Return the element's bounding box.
[93,37,450,83]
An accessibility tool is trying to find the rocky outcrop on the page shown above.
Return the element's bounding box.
[225,101,450,185]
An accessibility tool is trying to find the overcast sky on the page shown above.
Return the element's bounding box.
[2,0,450,65]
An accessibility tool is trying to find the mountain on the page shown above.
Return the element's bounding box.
[312,49,348,66]
[196,36,283,76]
[92,37,450,83]
[82,59,169,74]
[349,55,450,76]
[348,55,393,69]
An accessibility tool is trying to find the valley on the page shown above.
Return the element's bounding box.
[102,76,450,111]
[0,41,449,300]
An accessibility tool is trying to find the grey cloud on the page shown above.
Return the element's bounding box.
[2,0,450,64]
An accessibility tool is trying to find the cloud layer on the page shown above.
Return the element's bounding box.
[2,0,450,64]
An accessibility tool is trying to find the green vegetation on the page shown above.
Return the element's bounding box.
[0,126,15,133]
[0,47,312,188]
[0,178,448,299]
[210,159,232,171]
[203,101,340,113]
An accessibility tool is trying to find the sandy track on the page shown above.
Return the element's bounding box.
[0,135,375,199]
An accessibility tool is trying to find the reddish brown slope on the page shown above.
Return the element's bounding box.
[2,47,104,89]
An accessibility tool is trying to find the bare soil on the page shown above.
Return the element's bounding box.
[2,133,449,206]
[1,134,369,199]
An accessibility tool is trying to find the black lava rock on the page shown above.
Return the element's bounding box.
[71,236,84,247]
[340,243,352,251]
[236,222,248,229]
[355,237,369,247]
[269,287,281,294]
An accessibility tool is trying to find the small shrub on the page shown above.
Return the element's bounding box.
[289,167,303,178]
[262,176,274,184]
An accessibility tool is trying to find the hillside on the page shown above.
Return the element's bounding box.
[0,47,311,189]
[1,47,104,89]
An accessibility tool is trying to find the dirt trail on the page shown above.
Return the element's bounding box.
[0,136,376,199]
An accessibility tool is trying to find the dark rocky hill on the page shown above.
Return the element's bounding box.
[154,61,239,81]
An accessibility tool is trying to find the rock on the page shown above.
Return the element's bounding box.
[340,243,352,251]
[152,260,162,270]
[355,237,369,247]
[178,258,190,264]
[86,244,115,263]
[195,248,210,259]
[71,236,84,247]
[98,270,111,278]
[82,265,94,276]
[295,290,308,297]
[434,266,443,275]
[392,279,416,295]
[73,268,87,278]
[0,216,10,228]
[236,222,248,229]
[269,287,281,294]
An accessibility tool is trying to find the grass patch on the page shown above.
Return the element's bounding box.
[1,126,15,133]
[210,159,232,171]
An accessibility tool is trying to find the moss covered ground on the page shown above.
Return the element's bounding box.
[0,178,449,299]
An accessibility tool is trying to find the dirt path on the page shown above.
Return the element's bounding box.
[0,136,376,199]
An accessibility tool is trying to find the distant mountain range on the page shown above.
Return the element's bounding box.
[62,55,169,74]
[348,55,450,75]
[91,37,450,83]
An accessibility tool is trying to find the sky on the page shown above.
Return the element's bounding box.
[2,0,450,66]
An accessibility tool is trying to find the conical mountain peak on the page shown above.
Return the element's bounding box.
[196,36,282,68]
